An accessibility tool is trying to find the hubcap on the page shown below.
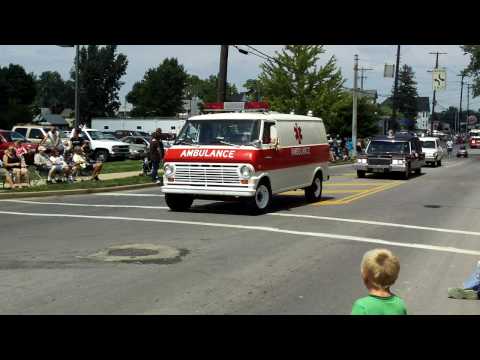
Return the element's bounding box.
[255,185,270,209]
[314,178,321,197]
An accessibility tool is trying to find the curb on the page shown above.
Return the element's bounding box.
[0,182,159,200]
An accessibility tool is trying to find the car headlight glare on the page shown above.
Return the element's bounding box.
[239,165,253,179]
[164,164,175,177]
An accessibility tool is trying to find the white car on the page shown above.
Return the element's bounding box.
[77,128,130,161]
[420,137,444,167]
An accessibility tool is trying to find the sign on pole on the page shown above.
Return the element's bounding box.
[432,68,447,91]
[384,64,395,78]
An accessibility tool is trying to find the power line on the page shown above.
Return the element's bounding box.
[245,45,275,61]
[232,45,269,61]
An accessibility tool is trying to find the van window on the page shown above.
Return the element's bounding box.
[136,126,142,130]
[104,126,109,130]
[262,122,275,144]
[15,128,27,136]
[29,128,44,140]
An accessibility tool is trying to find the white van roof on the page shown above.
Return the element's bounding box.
[189,112,323,122]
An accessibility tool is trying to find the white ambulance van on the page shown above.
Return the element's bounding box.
[161,102,330,213]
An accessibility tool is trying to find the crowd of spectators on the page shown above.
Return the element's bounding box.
[1,126,103,189]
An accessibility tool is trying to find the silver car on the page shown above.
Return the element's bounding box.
[120,136,150,159]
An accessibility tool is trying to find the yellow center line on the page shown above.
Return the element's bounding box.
[281,189,365,196]
[315,181,404,206]
[324,182,392,186]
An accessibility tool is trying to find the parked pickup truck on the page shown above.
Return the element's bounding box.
[77,128,130,161]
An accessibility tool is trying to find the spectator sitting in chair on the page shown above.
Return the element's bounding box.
[2,146,29,187]
[0,159,17,189]
[49,148,73,184]
[34,146,55,182]
[72,146,103,181]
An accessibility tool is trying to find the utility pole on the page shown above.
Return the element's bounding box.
[74,45,80,128]
[352,54,359,157]
[466,83,472,131]
[458,73,465,134]
[359,67,373,90]
[217,45,229,102]
[391,45,401,133]
[429,51,447,135]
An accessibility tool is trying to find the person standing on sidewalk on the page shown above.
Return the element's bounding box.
[149,128,165,184]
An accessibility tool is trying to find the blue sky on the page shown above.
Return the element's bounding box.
[1,45,478,111]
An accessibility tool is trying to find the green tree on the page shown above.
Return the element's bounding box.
[243,79,263,101]
[72,45,128,124]
[127,58,188,116]
[461,45,480,97]
[185,74,238,103]
[35,71,74,114]
[0,64,36,129]
[394,64,418,122]
[257,45,345,119]
[327,94,380,138]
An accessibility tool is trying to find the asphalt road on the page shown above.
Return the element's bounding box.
[1,150,480,314]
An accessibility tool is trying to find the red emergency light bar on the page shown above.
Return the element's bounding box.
[203,101,270,111]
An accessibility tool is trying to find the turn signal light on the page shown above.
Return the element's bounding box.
[240,179,248,184]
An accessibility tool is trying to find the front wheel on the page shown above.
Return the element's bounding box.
[305,173,323,202]
[165,193,194,211]
[249,182,272,214]
[403,165,410,180]
[438,160,442,167]
[95,149,109,162]
[414,168,421,175]
[357,170,366,178]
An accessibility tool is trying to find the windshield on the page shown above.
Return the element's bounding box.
[175,120,261,146]
[86,130,116,141]
[101,132,117,140]
[4,131,28,142]
[367,140,410,154]
[421,141,436,149]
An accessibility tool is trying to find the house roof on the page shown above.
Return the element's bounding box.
[228,92,248,102]
[34,114,68,126]
[381,96,430,113]
[416,97,430,112]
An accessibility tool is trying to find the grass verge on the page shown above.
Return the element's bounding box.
[102,159,143,174]
[5,175,154,193]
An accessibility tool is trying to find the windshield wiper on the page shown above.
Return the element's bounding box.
[174,138,194,145]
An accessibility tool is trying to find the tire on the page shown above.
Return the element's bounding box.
[249,181,272,214]
[95,149,109,162]
[414,168,421,175]
[305,172,323,203]
[438,160,442,167]
[403,164,410,180]
[165,193,194,211]
[357,170,366,178]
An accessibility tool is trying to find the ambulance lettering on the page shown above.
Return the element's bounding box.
[180,149,235,159]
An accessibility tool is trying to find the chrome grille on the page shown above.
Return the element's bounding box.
[112,145,130,154]
[173,164,241,185]
[368,158,391,166]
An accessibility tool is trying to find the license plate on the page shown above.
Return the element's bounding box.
[372,168,384,173]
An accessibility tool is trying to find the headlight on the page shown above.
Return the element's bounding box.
[239,165,254,179]
[433,152,438,157]
[164,164,175,177]
[357,158,367,164]
[392,159,405,165]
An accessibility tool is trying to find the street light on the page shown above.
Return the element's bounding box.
[57,45,80,128]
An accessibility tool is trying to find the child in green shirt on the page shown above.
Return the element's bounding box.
[351,248,407,315]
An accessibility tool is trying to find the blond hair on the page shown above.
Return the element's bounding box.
[361,249,400,290]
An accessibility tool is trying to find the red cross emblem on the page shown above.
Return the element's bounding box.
[294,123,303,144]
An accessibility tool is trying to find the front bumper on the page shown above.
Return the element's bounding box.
[161,185,255,197]
[355,164,406,172]
[425,155,438,162]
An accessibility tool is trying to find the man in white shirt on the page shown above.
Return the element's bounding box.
[40,126,64,152]
[446,139,454,158]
